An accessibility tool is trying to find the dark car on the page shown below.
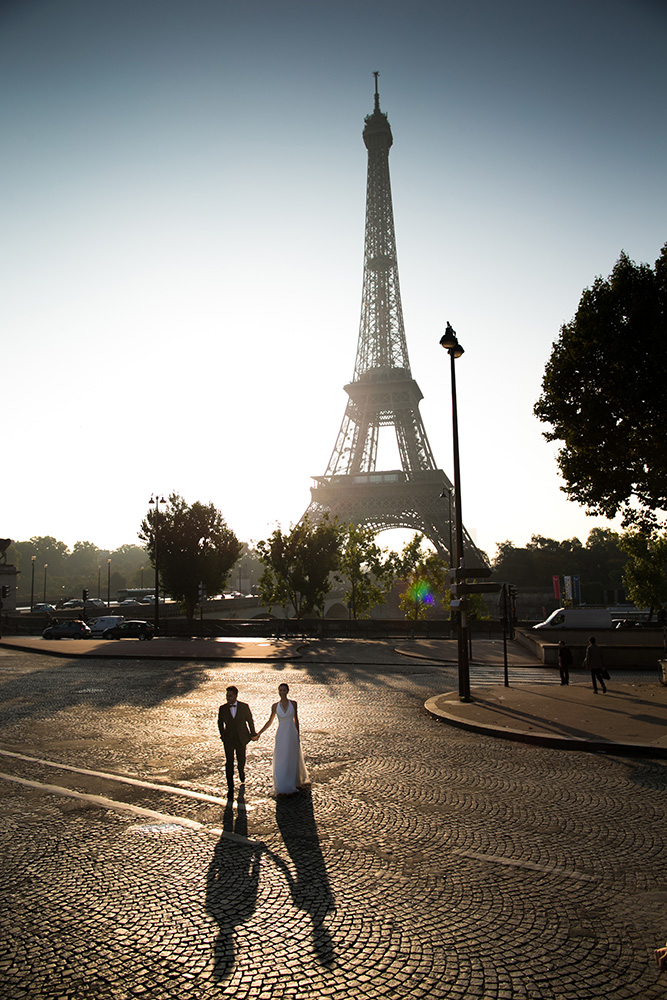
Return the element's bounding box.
[102,620,155,641]
[43,620,92,640]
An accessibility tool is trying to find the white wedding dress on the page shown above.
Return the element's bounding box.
[273,700,309,795]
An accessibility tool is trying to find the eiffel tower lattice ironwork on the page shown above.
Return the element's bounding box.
[305,75,476,562]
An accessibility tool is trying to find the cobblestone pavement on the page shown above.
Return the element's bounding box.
[1,642,666,999]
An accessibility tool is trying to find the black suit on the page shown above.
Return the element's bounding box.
[218,701,256,789]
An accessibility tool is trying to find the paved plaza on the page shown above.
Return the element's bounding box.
[1,639,666,999]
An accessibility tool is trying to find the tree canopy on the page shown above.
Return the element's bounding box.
[338,523,395,620]
[139,493,242,620]
[492,529,626,602]
[534,244,667,530]
[619,531,667,622]
[394,535,449,621]
[8,537,149,604]
[256,514,342,618]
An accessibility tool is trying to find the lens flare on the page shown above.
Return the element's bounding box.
[408,579,435,605]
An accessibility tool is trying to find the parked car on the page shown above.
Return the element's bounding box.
[62,599,84,609]
[88,615,126,636]
[43,620,92,640]
[31,603,56,614]
[120,598,141,607]
[84,598,107,609]
[102,620,155,640]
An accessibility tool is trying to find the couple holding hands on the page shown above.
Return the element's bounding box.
[217,683,309,796]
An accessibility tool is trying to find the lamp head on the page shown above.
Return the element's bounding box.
[440,322,464,358]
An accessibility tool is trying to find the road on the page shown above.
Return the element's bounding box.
[0,641,666,999]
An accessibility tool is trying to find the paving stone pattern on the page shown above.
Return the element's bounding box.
[0,643,666,999]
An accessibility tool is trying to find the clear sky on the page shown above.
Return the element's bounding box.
[2,0,666,560]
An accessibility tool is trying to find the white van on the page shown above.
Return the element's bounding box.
[533,608,612,630]
[88,615,126,636]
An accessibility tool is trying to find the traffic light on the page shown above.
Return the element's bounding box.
[1,586,9,598]
[82,588,89,601]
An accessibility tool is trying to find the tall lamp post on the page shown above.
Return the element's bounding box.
[43,564,48,605]
[149,495,166,630]
[107,558,111,608]
[439,485,454,567]
[439,322,471,702]
[30,556,36,612]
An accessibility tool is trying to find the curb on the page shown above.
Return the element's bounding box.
[424,693,667,758]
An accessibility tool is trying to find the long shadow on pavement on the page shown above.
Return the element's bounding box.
[273,788,336,969]
[206,787,260,982]
[0,655,212,736]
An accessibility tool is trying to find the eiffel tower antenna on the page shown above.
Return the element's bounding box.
[305,76,477,562]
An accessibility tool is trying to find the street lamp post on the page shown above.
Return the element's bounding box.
[30,556,36,611]
[43,564,48,605]
[439,322,471,702]
[107,559,111,608]
[439,485,454,567]
[149,495,166,630]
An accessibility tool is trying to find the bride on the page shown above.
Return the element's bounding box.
[257,683,309,795]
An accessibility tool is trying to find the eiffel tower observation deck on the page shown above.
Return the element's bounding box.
[306,75,476,562]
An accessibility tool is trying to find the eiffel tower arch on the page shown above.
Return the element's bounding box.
[305,75,476,563]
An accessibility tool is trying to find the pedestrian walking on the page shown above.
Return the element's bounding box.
[557,640,572,685]
[583,636,608,693]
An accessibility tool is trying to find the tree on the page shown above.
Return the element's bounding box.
[619,530,667,621]
[394,535,449,621]
[110,544,151,584]
[10,536,70,603]
[534,244,667,530]
[256,514,342,618]
[68,541,102,579]
[338,523,395,619]
[139,493,242,621]
[492,530,627,603]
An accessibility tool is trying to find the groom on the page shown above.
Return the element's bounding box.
[218,686,257,792]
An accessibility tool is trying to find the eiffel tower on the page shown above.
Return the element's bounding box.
[305,75,476,562]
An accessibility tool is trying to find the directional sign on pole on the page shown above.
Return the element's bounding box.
[458,582,502,595]
[454,566,493,580]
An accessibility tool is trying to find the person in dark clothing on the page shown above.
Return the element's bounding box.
[217,685,257,793]
[557,640,573,685]
[583,636,607,693]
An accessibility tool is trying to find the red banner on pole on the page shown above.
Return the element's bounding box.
[552,575,561,601]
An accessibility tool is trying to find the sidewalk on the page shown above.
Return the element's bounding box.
[405,636,667,756]
[425,684,667,756]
